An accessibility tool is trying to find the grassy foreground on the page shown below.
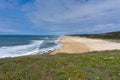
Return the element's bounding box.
[0,50,120,80]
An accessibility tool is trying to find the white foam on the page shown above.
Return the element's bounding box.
[0,40,43,58]
[0,36,62,58]
[37,36,62,54]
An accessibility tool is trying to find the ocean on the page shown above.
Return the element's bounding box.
[0,35,62,58]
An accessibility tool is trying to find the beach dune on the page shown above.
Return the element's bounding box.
[51,36,120,55]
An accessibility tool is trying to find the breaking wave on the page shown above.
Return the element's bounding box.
[0,37,62,58]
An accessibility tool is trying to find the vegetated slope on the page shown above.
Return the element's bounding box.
[0,50,120,80]
[70,31,120,39]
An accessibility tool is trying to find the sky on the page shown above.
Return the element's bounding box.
[0,0,120,35]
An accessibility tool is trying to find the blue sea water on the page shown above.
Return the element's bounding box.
[0,35,62,58]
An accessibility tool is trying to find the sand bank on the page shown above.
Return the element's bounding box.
[51,36,120,55]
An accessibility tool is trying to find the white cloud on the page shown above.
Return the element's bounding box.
[22,0,120,23]
[1,0,120,34]
[49,23,120,34]
[19,0,120,34]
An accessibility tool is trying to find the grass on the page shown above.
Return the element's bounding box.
[0,50,120,80]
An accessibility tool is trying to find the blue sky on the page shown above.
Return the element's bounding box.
[0,0,120,35]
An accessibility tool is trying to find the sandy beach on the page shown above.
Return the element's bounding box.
[51,36,120,55]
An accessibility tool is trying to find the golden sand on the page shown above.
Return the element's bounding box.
[50,36,120,55]
[51,36,90,54]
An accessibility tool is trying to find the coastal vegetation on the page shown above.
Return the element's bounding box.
[70,31,120,39]
[0,50,120,80]
[70,31,120,43]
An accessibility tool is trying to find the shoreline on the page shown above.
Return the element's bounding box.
[50,36,120,55]
[50,36,90,55]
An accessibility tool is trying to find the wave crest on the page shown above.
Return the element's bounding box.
[0,40,44,58]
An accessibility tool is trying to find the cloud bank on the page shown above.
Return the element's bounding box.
[0,0,120,34]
